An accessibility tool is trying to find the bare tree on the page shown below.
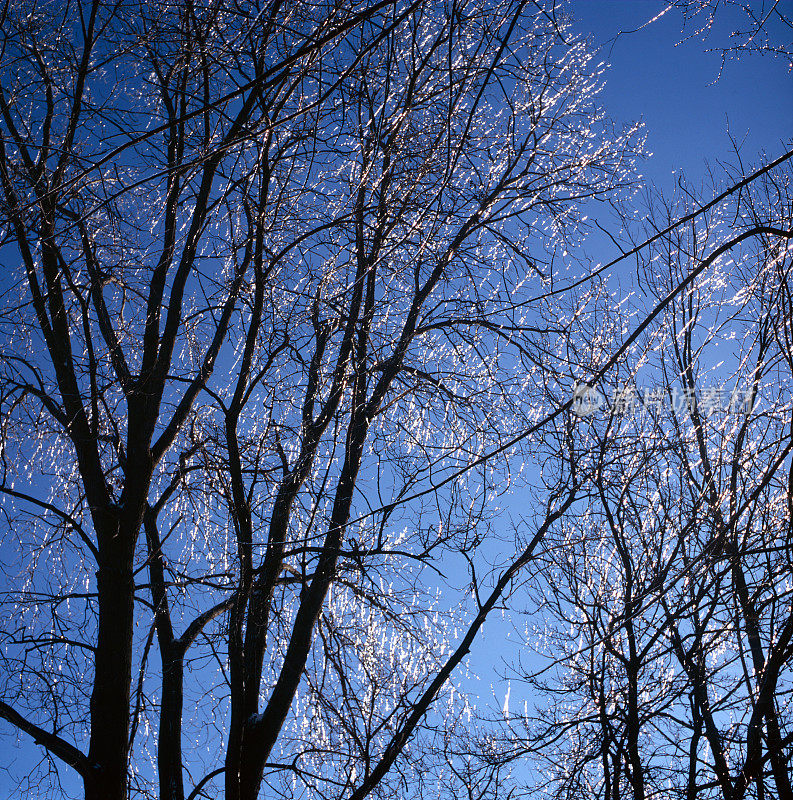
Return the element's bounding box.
[502,158,793,800]
[0,2,642,799]
[0,1,421,797]
[667,0,793,68]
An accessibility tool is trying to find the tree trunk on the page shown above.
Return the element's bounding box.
[86,512,135,800]
[159,646,186,800]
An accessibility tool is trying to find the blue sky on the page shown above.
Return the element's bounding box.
[575,1,792,191]
[456,6,791,791]
[1,2,791,797]
[463,0,793,738]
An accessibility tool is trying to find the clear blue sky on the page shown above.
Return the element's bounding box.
[1,2,791,797]
[464,0,793,739]
[575,1,792,191]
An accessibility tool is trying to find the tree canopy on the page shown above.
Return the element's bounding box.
[0,2,790,799]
